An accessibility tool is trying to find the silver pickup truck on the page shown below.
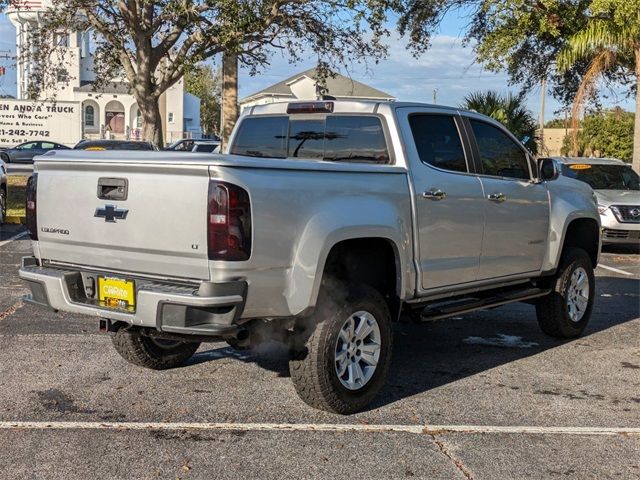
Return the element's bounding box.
[19,100,600,414]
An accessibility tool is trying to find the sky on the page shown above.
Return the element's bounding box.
[0,8,634,122]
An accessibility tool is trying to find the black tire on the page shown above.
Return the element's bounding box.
[536,247,595,338]
[0,187,6,224]
[1,153,9,163]
[111,327,200,370]
[289,280,393,414]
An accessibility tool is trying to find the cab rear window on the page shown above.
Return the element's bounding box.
[230,115,390,164]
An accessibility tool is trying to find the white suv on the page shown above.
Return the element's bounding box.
[552,157,640,245]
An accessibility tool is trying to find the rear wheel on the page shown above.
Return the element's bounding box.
[111,327,200,370]
[536,247,595,338]
[1,153,9,163]
[289,281,392,414]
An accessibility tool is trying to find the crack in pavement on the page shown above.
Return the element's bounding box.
[427,433,474,480]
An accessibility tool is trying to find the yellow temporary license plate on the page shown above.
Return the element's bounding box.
[98,277,135,311]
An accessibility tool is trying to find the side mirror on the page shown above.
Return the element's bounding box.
[538,158,559,181]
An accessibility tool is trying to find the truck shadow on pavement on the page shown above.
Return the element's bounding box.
[189,275,639,411]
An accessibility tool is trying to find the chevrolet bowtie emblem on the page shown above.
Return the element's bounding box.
[94,204,129,223]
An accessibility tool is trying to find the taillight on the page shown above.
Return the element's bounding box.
[25,173,38,240]
[207,182,251,261]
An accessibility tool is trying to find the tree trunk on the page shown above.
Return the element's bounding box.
[221,53,239,151]
[633,47,640,173]
[137,96,164,147]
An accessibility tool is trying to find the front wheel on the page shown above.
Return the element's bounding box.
[289,281,393,414]
[111,327,201,370]
[536,247,595,338]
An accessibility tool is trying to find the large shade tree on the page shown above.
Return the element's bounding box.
[396,0,601,104]
[396,0,637,165]
[8,0,394,146]
[556,0,640,171]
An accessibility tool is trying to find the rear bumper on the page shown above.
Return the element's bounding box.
[18,257,247,337]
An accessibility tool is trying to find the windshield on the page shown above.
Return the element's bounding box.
[561,163,640,190]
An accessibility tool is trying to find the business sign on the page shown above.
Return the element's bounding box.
[0,99,82,147]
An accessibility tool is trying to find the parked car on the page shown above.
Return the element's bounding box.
[0,157,6,223]
[20,100,600,414]
[0,140,70,163]
[550,157,639,245]
[74,140,157,151]
[165,139,220,152]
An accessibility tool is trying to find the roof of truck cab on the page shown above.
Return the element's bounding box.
[245,100,461,116]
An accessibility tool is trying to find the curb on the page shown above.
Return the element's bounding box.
[4,216,25,225]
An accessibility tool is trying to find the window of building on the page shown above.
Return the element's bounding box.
[168,112,174,123]
[409,114,467,173]
[56,68,69,83]
[469,120,531,180]
[135,109,142,128]
[84,105,95,126]
[54,32,69,47]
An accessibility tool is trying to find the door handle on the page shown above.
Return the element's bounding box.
[487,192,507,202]
[422,189,447,201]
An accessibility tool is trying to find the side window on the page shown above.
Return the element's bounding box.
[176,140,192,151]
[41,142,54,149]
[469,120,530,180]
[230,116,288,158]
[409,114,467,172]
[323,116,389,164]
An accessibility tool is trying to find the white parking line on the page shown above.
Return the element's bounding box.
[597,264,635,277]
[0,231,28,248]
[0,421,639,436]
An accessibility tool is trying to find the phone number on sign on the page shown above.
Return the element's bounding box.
[0,129,50,137]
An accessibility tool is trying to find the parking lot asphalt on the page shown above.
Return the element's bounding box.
[0,229,638,479]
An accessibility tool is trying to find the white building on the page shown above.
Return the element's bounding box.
[240,67,395,111]
[6,0,201,145]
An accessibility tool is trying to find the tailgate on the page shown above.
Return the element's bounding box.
[35,160,211,280]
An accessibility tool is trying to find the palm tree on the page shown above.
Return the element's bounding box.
[461,91,539,154]
[557,6,640,172]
